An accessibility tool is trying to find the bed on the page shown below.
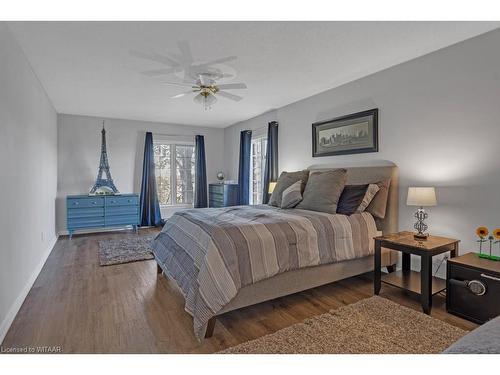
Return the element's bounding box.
[152,162,399,340]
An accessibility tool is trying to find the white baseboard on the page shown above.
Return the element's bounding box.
[57,225,140,237]
[0,235,58,344]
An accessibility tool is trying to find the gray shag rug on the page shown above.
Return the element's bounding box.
[98,236,155,266]
[219,296,467,354]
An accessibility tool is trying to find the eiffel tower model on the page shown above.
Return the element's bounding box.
[89,121,119,195]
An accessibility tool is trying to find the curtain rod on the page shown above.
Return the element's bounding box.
[153,132,205,137]
[245,121,278,133]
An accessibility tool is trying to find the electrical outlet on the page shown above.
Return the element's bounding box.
[433,254,449,277]
[41,231,45,242]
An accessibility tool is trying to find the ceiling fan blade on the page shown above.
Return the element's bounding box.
[161,81,197,88]
[218,73,235,79]
[141,67,183,76]
[130,50,180,67]
[198,74,207,86]
[218,91,243,102]
[171,91,193,99]
[198,55,238,66]
[177,41,193,63]
[217,83,247,90]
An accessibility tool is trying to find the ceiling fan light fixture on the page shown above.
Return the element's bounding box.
[193,91,217,110]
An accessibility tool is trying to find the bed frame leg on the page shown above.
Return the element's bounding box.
[157,263,163,275]
[205,317,216,338]
[386,264,396,273]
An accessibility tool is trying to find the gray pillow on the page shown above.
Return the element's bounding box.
[296,169,347,214]
[280,180,303,208]
[356,183,380,212]
[268,170,309,207]
[366,178,391,219]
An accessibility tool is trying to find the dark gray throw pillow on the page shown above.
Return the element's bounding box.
[337,184,369,215]
[296,169,347,214]
[268,170,309,207]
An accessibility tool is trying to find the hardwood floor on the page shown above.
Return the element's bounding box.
[1,229,477,353]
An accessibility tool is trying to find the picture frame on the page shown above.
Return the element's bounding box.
[312,108,378,157]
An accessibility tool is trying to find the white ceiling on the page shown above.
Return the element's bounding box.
[8,21,500,128]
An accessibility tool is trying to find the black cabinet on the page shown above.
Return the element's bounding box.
[447,252,500,324]
[208,183,239,208]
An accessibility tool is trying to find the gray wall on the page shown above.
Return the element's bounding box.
[57,114,225,233]
[0,24,58,341]
[224,28,500,270]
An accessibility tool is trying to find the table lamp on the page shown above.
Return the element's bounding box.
[407,187,437,240]
[268,182,277,194]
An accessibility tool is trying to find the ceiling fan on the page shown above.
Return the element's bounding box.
[131,41,247,109]
[164,74,247,110]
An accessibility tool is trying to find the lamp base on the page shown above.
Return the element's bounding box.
[413,207,429,241]
[413,233,429,241]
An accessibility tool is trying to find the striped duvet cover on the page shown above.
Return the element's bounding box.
[151,204,378,339]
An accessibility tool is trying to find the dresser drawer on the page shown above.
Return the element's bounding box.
[67,207,104,219]
[209,193,224,203]
[105,215,140,226]
[67,217,105,229]
[209,200,224,208]
[209,191,224,198]
[106,206,139,216]
[209,184,225,194]
[105,196,139,207]
[67,197,104,208]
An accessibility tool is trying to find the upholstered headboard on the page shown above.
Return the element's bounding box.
[308,160,399,234]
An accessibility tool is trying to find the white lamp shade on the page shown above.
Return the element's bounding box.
[406,187,437,207]
[268,182,277,194]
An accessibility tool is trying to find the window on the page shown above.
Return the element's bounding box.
[249,136,267,205]
[153,142,195,206]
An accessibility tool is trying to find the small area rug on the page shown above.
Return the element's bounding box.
[98,236,155,266]
[219,296,467,354]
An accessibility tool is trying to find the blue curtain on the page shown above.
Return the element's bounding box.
[262,121,279,204]
[238,130,252,205]
[139,132,163,226]
[194,135,208,208]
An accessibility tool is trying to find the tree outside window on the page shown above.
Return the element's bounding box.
[250,136,267,205]
[154,143,195,206]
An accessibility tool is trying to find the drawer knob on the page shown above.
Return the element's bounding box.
[128,199,132,203]
[92,201,97,205]
[74,202,79,205]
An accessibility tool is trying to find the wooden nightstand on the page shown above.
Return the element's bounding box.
[374,231,459,314]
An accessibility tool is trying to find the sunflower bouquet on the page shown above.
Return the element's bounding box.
[475,226,500,261]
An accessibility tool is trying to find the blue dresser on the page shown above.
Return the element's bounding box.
[67,194,140,238]
[208,183,239,208]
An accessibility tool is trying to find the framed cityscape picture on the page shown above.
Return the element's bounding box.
[312,108,378,157]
